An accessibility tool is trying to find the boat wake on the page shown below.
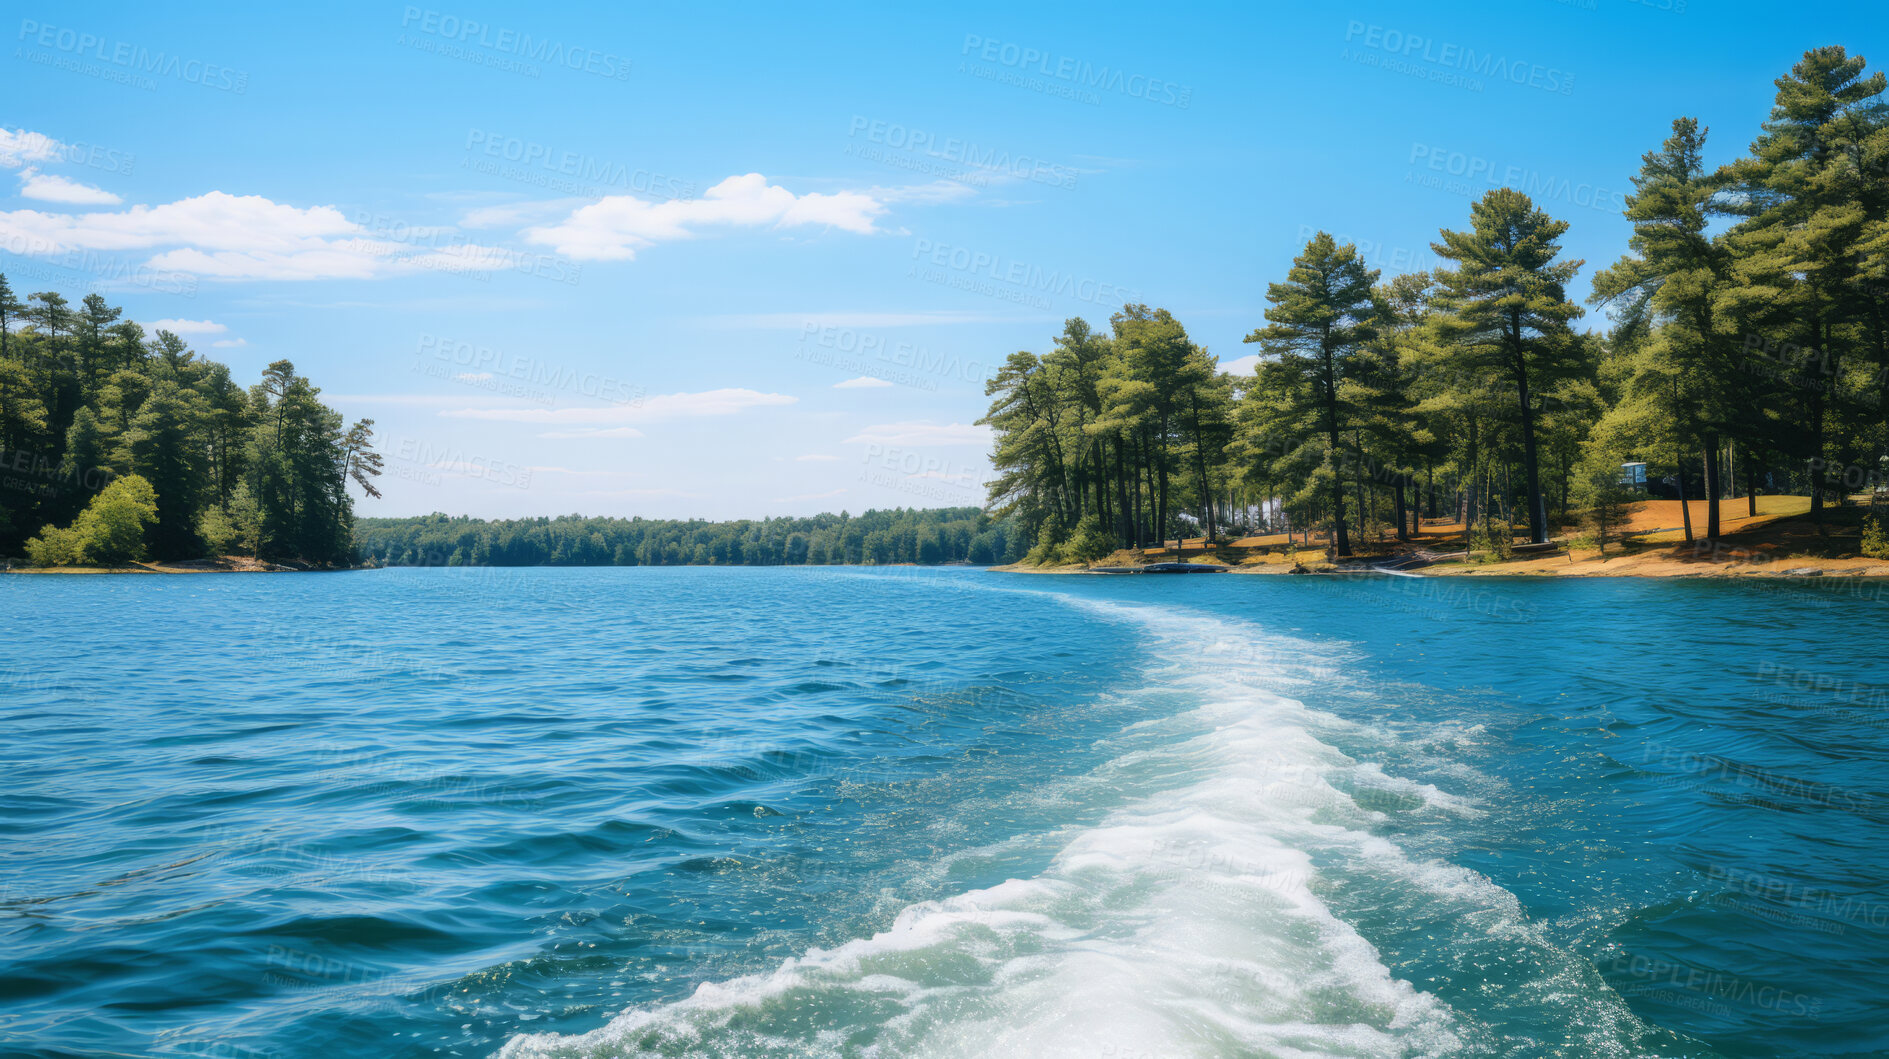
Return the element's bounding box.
[498,593,1658,1058]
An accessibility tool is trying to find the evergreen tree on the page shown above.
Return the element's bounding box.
[1244,232,1381,557]
[1430,189,1585,544]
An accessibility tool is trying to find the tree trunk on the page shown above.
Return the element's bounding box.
[1509,321,1549,543]
[1744,451,1759,519]
[1355,440,1367,544]
[1676,458,1694,544]
[1703,431,1721,541]
[1807,318,1827,532]
[1188,388,1215,541]
[1114,435,1133,548]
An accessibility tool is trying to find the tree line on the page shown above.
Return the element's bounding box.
[0,280,381,566]
[355,507,1025,568]
[982,46,1889,562]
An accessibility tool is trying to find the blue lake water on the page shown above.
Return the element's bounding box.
[2,568,1885,1058]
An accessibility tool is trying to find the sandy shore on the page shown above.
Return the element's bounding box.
[992,497,1889,580]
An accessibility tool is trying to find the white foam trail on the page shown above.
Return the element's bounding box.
[498,589,1629,1058]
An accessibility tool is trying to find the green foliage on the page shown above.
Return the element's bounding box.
[355,507,1013,568]
[1243,232,1381,557]
[1571,447,1638,557]
[1469,519,1514,562]
[1023,516,1068,566]
[1066,514,1118,562]
[27,474,158,566]
[975,45,1887,563]
[1862,516,1889,560]
[0,286,376,565]
[24,525,80,566]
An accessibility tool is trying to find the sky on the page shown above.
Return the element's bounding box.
[2,0,1878,519]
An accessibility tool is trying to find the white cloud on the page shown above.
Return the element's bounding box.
[523,173,886,261]
[18,168,121,205]
[0,191,526,281]
[795,454,839,461]
[844,421,992,446]
[2,191,355,253]
[1219,353,1261,376]
[537,426,647,439]
[834,376,892,389]
[0,129,62,168]
[458,197,593,229]
[442,387,796,425]
[146,318,227,335]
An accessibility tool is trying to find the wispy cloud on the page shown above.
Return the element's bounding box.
[18,168,121,205]
[0,191,525,281]
[843,421,991,446]
[834,376,892,389]
[522,173,885,261]
[1218,353,1260,376]
[0,128,62,168]
[537,426,647,439]
[145,318,227,335]
[442,387,797,425]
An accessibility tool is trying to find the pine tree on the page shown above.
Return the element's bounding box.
[1718,46,1887,525]
[1431,189,1585,544]
[1592,117,1733,539]
[1244,232,1381,557]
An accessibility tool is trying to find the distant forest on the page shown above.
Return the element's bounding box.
[355,507,1026,567]
[0,279,380,566]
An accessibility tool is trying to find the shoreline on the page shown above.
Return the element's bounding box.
[989,558,1889,580]
[3,557,308,575]
[990,498,1889,581]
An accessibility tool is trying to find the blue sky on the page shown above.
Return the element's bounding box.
[3,0,1876,518]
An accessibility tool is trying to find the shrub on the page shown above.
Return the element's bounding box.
[25,525,83,566]
[1066,514,1117,563]
[1024,517,1068,566]
[26,474,158,566]
[1862,516,1889,560]
[1470,518,1514,561]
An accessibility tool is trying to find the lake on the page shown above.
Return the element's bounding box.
[2,568,1883,1057]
